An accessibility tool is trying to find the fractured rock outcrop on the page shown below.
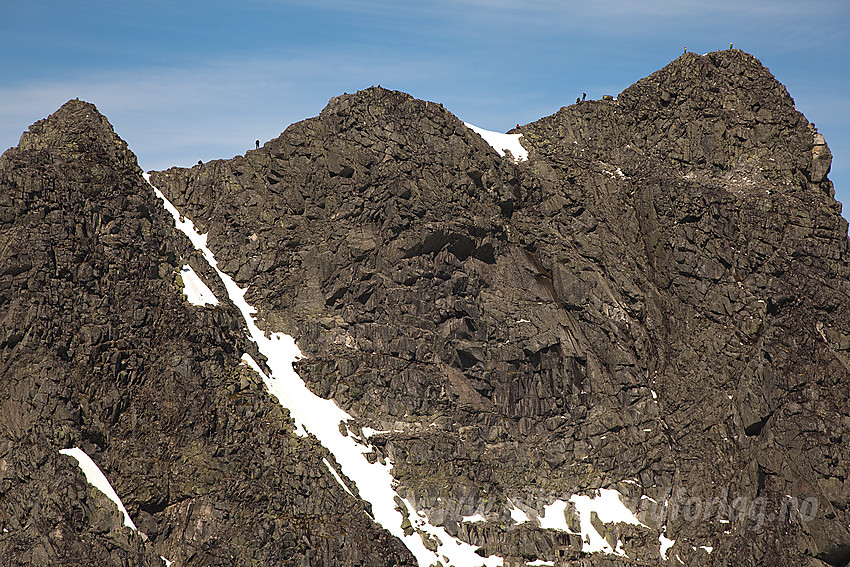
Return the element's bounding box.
[2,49,849,567]
[0,100,415,566]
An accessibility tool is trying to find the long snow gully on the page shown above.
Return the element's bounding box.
[145,173,503,567]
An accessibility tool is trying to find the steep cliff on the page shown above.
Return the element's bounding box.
[0,100,415,566]
[2,49,849,566]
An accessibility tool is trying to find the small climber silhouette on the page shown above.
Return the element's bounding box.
[582,92,586,101]
[684,46,687,54]
[255,139,260,150]
[576,97,581,104]
[516,124,520,129]
[198,160,203,166]
[729,43,733,49]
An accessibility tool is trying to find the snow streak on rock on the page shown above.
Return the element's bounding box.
[146,174,503,567]
[659,529,675,560]
[58,448,139,533]
[322,457,354,496]
[179,264,218,306]
[507,500,530,525]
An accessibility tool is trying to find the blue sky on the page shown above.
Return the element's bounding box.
[2,0,848,215]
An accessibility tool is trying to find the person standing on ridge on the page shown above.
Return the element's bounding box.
[582,92,586,101]
[255,139,260,150]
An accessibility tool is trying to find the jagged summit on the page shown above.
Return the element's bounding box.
[12,99,137,171]
[288,84,500,169]
[150,82,511,252]
[524,49,833,198]
[320,85,439,117]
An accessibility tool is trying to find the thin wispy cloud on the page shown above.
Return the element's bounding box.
[272,0,845,37]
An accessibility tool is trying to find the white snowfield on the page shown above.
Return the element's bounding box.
[464,123,528,162]
[179,264,219,306]
[58,448,139,532]
[146,173,503,567]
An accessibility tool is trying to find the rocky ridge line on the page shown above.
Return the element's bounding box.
[0,100,416,566]
[0,48,847,567]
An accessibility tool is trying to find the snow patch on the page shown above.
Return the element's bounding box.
[659,529,675,560]
[179,264,219,306]
[539,500,575,532]
[403,499,502,567]
[59,448,139,533]
[148,175,502,567]
[569,489,644,556]
[615,540,626,555]
[527,561,555,566]
[464,123,528,162]
[462,513,486,523]
[507,500,530,524]
[361,426,401,438]
[538,489,644,557]
[699,546,714,553]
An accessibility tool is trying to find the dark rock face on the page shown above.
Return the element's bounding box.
[0,101,415,566]
[2,49,849,567]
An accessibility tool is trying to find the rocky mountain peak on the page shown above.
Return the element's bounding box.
[524,49,833,197]
[321,85,435,119]
[289,84,499,175]
[14,99,137,172]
